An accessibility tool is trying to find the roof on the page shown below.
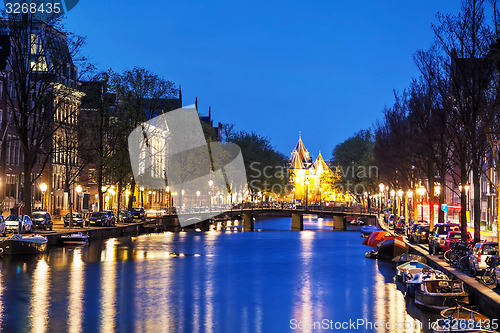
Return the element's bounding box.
[290,136,312,168]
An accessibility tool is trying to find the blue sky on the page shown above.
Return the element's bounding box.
[64,0,461,159]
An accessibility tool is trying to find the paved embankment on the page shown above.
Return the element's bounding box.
[42,222,144,246]
[378,219,500,320]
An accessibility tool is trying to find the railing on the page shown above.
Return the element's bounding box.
[161,202,378,216]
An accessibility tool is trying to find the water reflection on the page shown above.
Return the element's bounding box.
[0,217,443,332]
[100,239,117,332]
[30,258,50,333]
[293,231,314,333]
[68,248,84,333]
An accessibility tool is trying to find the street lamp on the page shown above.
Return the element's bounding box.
[397,189,403,217]
[40,182,47,211]
[140,186,144,208]
[417,186,426,222]
[75,185,82,212]
[459,184,470,223]
[208,180,213,212]
[305,178,310,210]
[378,183,384,216]
[407,190,413,221]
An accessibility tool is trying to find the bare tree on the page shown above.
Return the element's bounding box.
[0,14,84,215]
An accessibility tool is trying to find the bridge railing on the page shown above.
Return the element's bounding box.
[161,202,378,216]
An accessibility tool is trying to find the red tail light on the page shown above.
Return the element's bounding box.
[478,252,481,263]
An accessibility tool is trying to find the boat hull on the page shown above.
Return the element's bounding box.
[0,238,47,254]
[377,238,408,260]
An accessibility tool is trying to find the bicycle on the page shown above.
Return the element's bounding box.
[481,255,499,286]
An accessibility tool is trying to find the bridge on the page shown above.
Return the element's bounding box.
[158,203,379,231]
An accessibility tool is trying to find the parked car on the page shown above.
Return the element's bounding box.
[387,214,395,228]
[31,211,53,230]
[119,210,132,223]
[443,231,472,253]
[468,242,498,275]
[0,216,6,236]
[64,212,85,227]
[428,223,460,254]
[88,212,110,227]
[413,224,430,244]
[408,223,422,243]
[5,215,34,233]
[394,217,406,233]
[131,207,145,220]
[102,210,116,225]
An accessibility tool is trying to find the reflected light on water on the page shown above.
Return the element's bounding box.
[373,266,421,333]
[30,258,50,333]
[293,231,315,333]
[68,249,84,333]
[100,239,117,332]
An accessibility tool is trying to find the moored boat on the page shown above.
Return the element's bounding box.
[405,268,449,296]
[61,232,89,245]
[440,306,489,321]
[415,279,469,311]
[376,237,408,260]
[0,234,48,254]
[396,261,431,282]
[360,225,380,237]
[392,253,427,265]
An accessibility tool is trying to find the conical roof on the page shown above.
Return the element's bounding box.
[290,150,304,169]
[312,152,332,175]
[290,135,312,168]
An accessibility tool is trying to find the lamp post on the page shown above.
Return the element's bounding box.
[305,178,310,210]
[208,179,213,212]
[40,182,47,211]
[378,183,384,217]
[459,184,470,224]
[75,185,82,212]
[140,186,144,208]
[407,190,413,222]
[397,189,403,217]
[417,186,426,222]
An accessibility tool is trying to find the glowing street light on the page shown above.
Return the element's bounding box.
[75,185,82,212]
[417,186,426,222]
[40,182,47,211]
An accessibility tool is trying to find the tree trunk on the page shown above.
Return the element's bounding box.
[68,187,73,229]
[22,164,32,216]
[473,167,481,242]
[117,181,122,223]
[460,162,468,242]
[428,175,435,230]
[438,173,445,223]
[128,179,135,211]
[97,167,103,211]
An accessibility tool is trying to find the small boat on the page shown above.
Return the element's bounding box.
[350,219,365,226]
[362,230,391,246]
[61,232,89,245]
[376,237,408,260]
[433,306,494,333]
[405,268,449,296]
[360,225,380,237]
[365,250,378,259]
[396,261,431,282]
[0,234,48,254]
[415,279,469,312]
[441,306,489,321]
[392,253,427,265]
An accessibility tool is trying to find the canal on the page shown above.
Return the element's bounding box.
[0,217,441,332]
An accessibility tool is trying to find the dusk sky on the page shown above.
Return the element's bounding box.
[64,0,461,159]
